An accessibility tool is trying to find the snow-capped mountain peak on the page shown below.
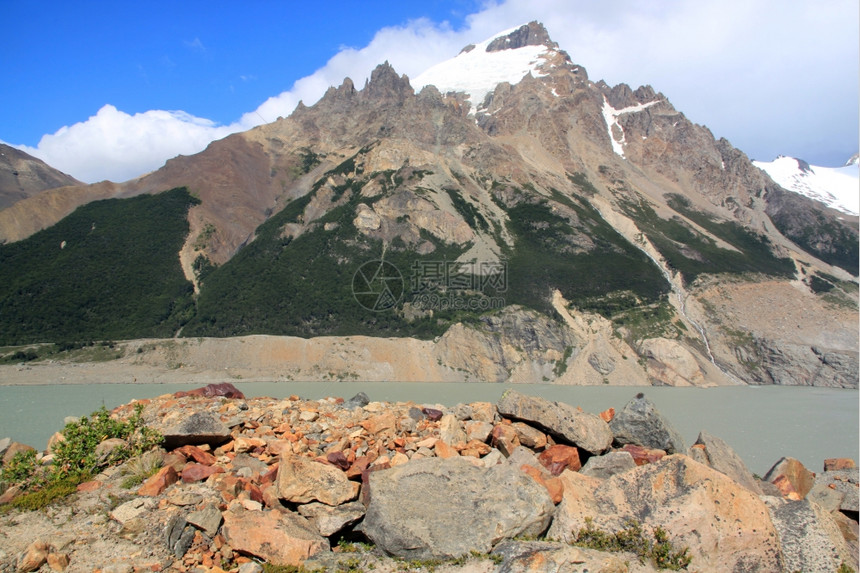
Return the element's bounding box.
[414,21,562,116]
[754,155,859,216]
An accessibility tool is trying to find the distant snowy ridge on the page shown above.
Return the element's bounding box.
[414,24,556,116]
[754,155,859,216]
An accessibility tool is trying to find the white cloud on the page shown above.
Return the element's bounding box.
[15,0,859,183]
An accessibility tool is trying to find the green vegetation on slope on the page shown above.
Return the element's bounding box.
[503,193,670,317]
[0,188,198,345]
[620,195,795,284]
[183,158,494,340]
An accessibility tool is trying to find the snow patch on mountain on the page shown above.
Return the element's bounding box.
[754,156,859,216]
[602,97,661,158]
[414,25,555,116]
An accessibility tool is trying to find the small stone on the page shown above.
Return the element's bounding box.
[599,407,615,422]
[46,552,70,571]
[175,445,217,466]
[434,440,458,459]
[620,443,666,466]
[187,504,223,537]
[181,463,225,483]
[277,452,358,505]
[491,424,520,457]
[538,444,581,475]
[17,540,50,572]
[824,458,856,471]
[512,422,547,449]
[138,465,179,496]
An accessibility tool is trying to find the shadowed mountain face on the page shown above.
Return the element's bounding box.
[0,144,81,210]
[0,23,856,387]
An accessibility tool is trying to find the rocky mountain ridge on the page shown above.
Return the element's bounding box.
[0,22,856,388]
[0,386,857,572]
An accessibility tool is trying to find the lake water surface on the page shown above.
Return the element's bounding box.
[1,382,856,475]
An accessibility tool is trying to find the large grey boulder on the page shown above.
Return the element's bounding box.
[160,412,232,448]
[609,394,686,454]
[690,431,762,494]
[765,497,857,573]
[496,390,612,454]
[810,468,859,513]
[362,456,554,560]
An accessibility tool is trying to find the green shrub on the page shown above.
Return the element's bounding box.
[0,450,39,487]
[573,518,691,570]
[52,403,162,480]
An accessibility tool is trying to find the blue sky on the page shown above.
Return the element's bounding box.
[1,0,857,183]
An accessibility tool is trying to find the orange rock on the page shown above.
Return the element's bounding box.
[76,480,102,493]
[520,464,564,504]
[181,463,225,483]
[434,440,459,459]
[538,444,581,475]
[620,444,666,466]
[138,466,179,496]
[176,445,217,465]
[599,407,615,422]
[763,457,815,499]
[491,424,520,457]
[824,458,856,471]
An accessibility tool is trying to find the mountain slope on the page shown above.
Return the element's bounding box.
[0,22,856,387]
[0,143,81,211]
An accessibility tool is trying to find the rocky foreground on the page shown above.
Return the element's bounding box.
[1,385,858,573]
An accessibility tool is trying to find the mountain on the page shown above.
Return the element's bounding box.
[0,143,81,210]
[0,22,857,388]
[754,155,859,216]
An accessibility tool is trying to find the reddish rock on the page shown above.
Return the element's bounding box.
[138,466,179,496]
[221,508,327,566]
[326,451,350,470]
[491,424,520,457]
[824,458,856,471]
[176,445,217,465]
[46,432,65,454]
[174,382,245,399]
[620,444,666,466]
[76,480,102,493]
[261,464,279,485]
[538,444,581,475]
[599,407,615,423]
[520,464,564,504]
[346,456,371,480]
[422,407,444,421]
[181,463,225,483]
[763,457,816,499]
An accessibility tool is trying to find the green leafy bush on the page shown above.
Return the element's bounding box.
[52,403,162,480]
